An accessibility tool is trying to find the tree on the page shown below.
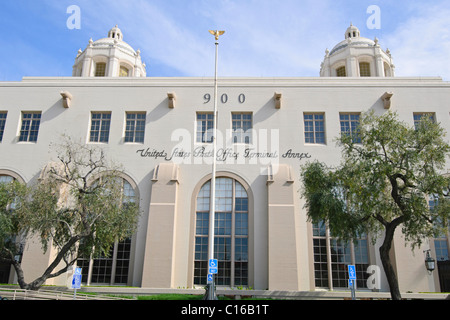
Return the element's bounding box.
[300,111,450,300]
[0,137,140,290]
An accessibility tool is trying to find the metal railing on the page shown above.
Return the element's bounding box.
[0,287,129,300]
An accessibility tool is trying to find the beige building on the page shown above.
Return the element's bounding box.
[0,24,449,293]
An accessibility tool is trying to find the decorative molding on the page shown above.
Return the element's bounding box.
[381,92,393,109]
[274,92,282,109]
[60,91,73,108]
[167,92,176,109]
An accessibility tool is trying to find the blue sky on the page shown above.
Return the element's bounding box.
[1,0,449,81]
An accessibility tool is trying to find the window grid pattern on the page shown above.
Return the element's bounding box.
[77,179,134,285]
[304,113,325,144]
[0,112,6,142]
[90,112,111,143]
[232,113,252,144]
[435,240,449,261]
[196,113,214,143]
[119,66,129,77]
[430,198,450,262]
[19,112,41,142]
[359,62,371,77]
[95,63,106,77]
[124,112,146,143]
[312,222,369,289]
[336,66,346,77]
[114,238,131,284]
[413,113,436,129]
[340,113,361,143]
[194,178,249,287]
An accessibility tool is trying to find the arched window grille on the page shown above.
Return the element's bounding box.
[194,177,249,287]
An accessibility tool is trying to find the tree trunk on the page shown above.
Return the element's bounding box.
[11,236,80,291]
[379,220,403,300]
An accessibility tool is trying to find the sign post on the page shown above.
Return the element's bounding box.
[348,265,356,300]
[71,267,82,300]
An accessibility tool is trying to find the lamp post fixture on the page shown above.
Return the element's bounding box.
[204,30,225,301]
[424,249,436,273]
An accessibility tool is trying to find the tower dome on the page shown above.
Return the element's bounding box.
[320,24,394,77]
[345,23,360,39]
[72,25,147,77]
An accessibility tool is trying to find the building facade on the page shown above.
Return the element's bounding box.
[0,25,449,293]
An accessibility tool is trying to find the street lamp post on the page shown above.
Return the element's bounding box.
[205,30,225,301]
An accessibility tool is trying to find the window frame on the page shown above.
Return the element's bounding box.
[124,112,146,144]
[89,112,112,143]
[303,112,326,145]
[339,112,361,144]
[231,112,252,144]
[76,178,137,286]
[19,111,42,143]
[413,112,436,130]
[312,221,370,289]
[196,112,214,144]
[0,112,7,142]
[194,177,249,287]
[359,62,371,77]
[95,62,106,77]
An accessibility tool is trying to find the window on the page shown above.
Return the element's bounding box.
[0,112,6,142]
[194,178,249,287]
[95,62,106,77]
[119,66,129,77]
[429,197,449,262]
[77,179,135,285]
[19,112,41,142]
[304,113,325,144]
[89,112,111,143]
[196,113,214,143]
[336,66,346,77]
[232,113,252,144]
[359,62,371,77]
[340,113,361,143]
[312,221,370,289]
[124,112,146,143]
[413,113,435,129]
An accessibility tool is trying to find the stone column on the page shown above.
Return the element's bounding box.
[141,163,180,288]
[267,164,301,290]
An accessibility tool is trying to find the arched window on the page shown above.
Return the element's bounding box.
[119,66,129,77]
[0,173,24,283]
[77,178,136,285]
[359,62,371,77]
[0,175,13,184]
[194,177,249,287]
[336,66,346,77]
[95,62,106,77]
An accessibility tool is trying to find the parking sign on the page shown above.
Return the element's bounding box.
[209,259,218,274]
[71,267,82,289]
[348,265,356,280]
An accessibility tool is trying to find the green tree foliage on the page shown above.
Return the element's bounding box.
[300,111,450,300]
[0,138,140,290]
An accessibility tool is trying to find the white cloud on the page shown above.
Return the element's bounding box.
[8,0,450,80]
[383,4,450,80]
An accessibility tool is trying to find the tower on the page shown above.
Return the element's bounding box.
[72,25,147,77]
[320,24,395,77]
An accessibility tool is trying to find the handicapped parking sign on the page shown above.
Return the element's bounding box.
[209,259,218,274]
[348,265,356,280]
[71,267,82,289]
